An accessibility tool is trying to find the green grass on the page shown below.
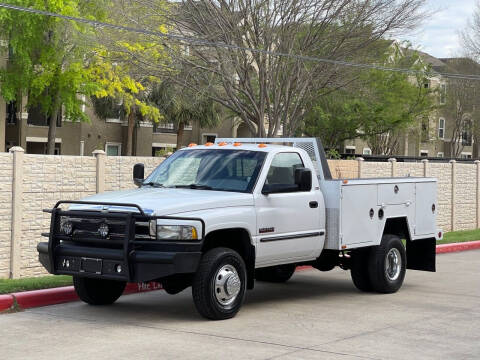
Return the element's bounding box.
[437,228,480,245]
[0,275,72,295]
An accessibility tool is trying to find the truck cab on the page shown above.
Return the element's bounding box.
[38,138,440,320]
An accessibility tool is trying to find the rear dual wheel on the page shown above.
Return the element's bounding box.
[350,234,406,294]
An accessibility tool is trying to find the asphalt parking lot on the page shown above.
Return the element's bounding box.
[1,250,479,360]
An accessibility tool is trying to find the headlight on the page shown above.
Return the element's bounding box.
[156,225,198,241]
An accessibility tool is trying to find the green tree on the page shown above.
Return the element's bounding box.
[89,0,172,155]
[302,44,436,155]
[0,0,108,154]
[150,80,221,150]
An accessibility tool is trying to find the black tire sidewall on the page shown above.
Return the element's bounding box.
[350,248,373,292]
[368,235,406,293]
[73,276,126,305]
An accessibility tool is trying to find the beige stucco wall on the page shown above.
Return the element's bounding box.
[0,153,479,278]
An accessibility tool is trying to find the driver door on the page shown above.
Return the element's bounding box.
[254,152,323,267]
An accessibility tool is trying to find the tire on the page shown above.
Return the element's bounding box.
[350,248,373,292]
[368,234,406,294]
[73,276,126,305]
[192,247,247,320]
[255,264,296,283]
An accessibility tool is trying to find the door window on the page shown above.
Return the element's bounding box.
[265,153,304,186]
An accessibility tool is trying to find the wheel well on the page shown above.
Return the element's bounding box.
[383,217,411,242]
[202,228,256,289]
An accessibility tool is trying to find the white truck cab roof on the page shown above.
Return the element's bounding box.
[179,143,299,153]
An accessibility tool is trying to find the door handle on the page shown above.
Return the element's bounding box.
[309,201,318,208]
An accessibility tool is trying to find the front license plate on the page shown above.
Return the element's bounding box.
[80,258,103,274]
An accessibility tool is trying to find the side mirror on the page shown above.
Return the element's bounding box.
[133,163,145,187]
[295,168,312,192]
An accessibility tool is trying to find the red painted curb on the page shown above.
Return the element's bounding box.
[10,281,163,310]
[0,294,14,312]
[13,286,78,309]
[436,240,480,254]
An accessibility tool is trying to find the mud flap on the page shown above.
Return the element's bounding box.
[406,238,436,272]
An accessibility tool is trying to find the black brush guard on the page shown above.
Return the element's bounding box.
[37,201,205,282]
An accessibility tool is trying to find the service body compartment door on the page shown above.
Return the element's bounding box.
[377,183,415,206]
[415,181,437,236]
[340,184,380,247]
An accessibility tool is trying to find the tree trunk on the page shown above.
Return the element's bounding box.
[176,122,185,150]
[47,92,61,155]
[125,108,135,156]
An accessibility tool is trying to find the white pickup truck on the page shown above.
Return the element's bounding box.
[38,138,441,320]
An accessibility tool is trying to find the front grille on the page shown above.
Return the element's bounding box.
[56,215,153,245]
[69,217,126,237]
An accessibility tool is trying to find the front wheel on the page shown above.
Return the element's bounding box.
[192,248,247,320]
[73,277,126,305]
[368,234,406,293]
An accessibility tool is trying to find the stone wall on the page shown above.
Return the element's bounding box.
[0,149,479,278]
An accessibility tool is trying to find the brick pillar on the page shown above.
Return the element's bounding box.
[356,157,364,178]
[476,160,480,228]
[9,146,24,279]
[450,160,456,232]
[422,159,429,177]
[388,158,397,177]
[93,150,106,193]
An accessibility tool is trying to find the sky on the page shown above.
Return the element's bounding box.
[399,0,477,58]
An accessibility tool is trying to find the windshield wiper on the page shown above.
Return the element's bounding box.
[174,184,213,190]
[142,182,164,188]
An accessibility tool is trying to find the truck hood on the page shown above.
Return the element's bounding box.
[77,188,254,215]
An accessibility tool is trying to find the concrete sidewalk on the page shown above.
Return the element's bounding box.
[1,250,479,360]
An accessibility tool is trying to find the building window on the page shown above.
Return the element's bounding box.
[440,83,446,104]
[105,142,122,156]
[152,143,177,157]
[437,152,444,158]
[153,123,175,133]
[461,152,472,159]
[345,146,356,155]
[438,118,445,139]
[420,150,428,157]
[184,124,193,131]
[423,81,430,89]
[6,101,18,124]
[202,134,217,144]
[462,120,472,146]
[362,148,372,155]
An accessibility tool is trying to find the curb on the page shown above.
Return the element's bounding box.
[1,242,479,312]
[0,281,162,312]
[436,240,480,254]
[0,294,14,312]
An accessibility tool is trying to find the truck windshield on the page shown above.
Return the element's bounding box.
[144,149,267,193]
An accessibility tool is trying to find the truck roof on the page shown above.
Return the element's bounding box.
[179,143,295,153]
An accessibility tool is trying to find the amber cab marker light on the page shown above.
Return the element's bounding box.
[188,143,197,147]
[233,142,242,147]
[258,143,267,148]
[343,179,349,184]
[218,142,227,146]
[205,142,214,146]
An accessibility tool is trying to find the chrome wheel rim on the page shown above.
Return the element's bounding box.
[385,248,402,281]
[213,264,241,308]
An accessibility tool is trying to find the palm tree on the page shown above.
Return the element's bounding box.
[150,81,221,149]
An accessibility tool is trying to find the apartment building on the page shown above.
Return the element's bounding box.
[343,51,479,159]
